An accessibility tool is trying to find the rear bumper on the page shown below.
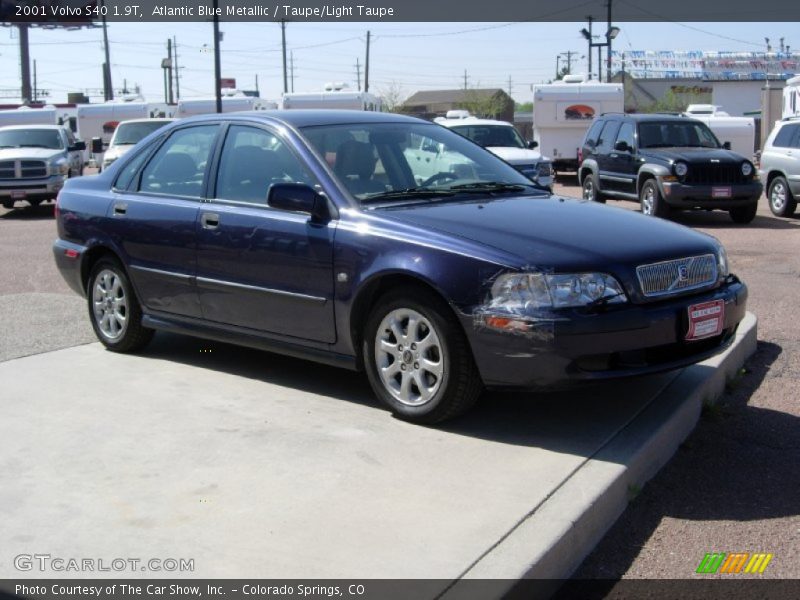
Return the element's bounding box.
[660,181,762,208]
[462,277,747,389]
[52,238,88,297]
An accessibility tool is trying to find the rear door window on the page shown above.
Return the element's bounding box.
[584,120,604,147]
[596,121,621,153]
[772,124,799,148]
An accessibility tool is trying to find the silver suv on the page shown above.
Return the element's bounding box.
[760,117,800,217]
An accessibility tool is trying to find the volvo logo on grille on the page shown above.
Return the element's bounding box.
[678,264,690,281]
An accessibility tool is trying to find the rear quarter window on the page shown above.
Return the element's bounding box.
[772,123,800,148]
[584,120,604,146]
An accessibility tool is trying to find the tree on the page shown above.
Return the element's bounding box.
[377,81,407,113]
[457,88,508,118]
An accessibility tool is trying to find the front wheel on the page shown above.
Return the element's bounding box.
[639,179,670,218]
[729,203,758,224]
[87,258,154,352]
[582,173,606,203]
[768,176,797,217]
[363,288,482,424]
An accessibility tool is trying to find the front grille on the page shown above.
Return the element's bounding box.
[20,160,47,179]
[684,163,748,185]
[0,160,14,179]
[0,160,48,180]
[636,254,717,298]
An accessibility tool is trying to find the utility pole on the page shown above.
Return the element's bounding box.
[281,20,288,94]
[33,59,37,103]
[166,38,174,104]
[356,58,361,91]
[213,0,222,113]
[586,17,593,80]
[507,75,512,96]
[606,0,613,83]
[463,69,468,89]
[290,51,295,93]
[173,36,180,100]
[255,74,260,96]
[562,50,577,74]
[364,30,371,93]
[100,0,113,100]
[18,24,32,104]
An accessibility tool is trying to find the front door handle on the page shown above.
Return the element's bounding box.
[201,213,220,229]
[113,202,127,216]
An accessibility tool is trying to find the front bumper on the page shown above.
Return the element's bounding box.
[462,277,747,389]
[659,180,762,209]
[0,175,66,201]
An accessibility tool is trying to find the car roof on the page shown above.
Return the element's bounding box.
[176,109,426,129]
[600,113,693,123]
[0,124,67,131]
[116,118,174,125]
[438,118,514,128]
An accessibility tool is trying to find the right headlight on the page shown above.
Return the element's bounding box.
[717,245,729,279]
[488,272,628,311]
[741,161,753,177]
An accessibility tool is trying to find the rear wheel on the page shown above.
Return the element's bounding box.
[582,173,606,203]
[28,199,43,207]
[2,200,14,209]
[639,179,671,218]
[729,203,758,224]
[768,176,797,217]
[87,258,154,353]
[363,287,482,424]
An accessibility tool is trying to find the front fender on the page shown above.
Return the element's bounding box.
[637,164,671,195]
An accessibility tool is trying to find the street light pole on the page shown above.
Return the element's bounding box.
[213,0,222,113]
[606,0,613,83]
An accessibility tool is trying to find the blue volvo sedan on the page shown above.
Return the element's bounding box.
[53,111,747,424]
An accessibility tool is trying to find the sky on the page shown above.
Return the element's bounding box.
[0,20,795,105]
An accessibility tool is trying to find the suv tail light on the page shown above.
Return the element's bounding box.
[577,147,583,164]
[54,191,61,220]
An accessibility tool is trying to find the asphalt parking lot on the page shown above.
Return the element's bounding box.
[0,179,797,585]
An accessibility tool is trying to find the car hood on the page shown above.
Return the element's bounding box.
[0,147,64,161]
[103,144,134,162]
[378,195,718,271]
[486,146,545,163]
[639,147,746,164]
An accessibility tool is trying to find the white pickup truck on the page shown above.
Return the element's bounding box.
[0,125,85,209]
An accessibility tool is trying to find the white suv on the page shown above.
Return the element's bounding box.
[436,113,553,190]
[759,117,800,217]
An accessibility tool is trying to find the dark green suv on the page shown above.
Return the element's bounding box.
[578,113,762,223]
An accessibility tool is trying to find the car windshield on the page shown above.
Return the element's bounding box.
[449,124,526,148]
[112,121,171,145]
[300,121,538,204]
[0,129,63,150]
[638,121,721,149]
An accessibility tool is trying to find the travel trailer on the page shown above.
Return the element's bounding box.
[684,104,756,157]
[532,75,624,173]
[783,75,800,119]
[175,96,276,118]
[281,83,382,111]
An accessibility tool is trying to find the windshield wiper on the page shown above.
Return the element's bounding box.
[447,181,536,193]
[19,144,56,149]
[360,187,457,204]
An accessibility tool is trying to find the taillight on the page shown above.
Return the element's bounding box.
[577,148,583,164]
[54,191,62,220]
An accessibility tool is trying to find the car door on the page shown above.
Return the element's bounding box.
[774,123,800,186]
[109,123,220,319]
[195,123,337,343]
[606,121,638,195]
[595,120,622,191]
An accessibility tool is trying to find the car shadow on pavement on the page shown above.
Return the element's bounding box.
[139,331,670,453]
[570,341,797,578]
[669,211,800,230]
[0,203,55,220]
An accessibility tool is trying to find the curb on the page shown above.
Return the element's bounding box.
[445,311,758,595]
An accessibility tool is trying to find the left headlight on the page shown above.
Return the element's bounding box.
[741,161,753,177]
[488,272,627,311]
[674,161,688,178]
[50,158,69,176]
[717,245,729,279]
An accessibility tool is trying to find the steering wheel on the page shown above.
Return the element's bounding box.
[421,172,458,187]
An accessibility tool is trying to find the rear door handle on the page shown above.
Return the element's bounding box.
[113,202,127,216]
[201,213,220,229]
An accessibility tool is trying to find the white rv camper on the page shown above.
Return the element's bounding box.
[783,75,800,119]
[281,83,382,111]
[684,104,756,157]
[533,75,624,172]
[175,96,276,118]
[0,106,72,128]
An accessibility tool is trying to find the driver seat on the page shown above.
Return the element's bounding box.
[334,140,385,195]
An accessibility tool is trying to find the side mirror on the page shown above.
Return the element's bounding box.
[91,137,104,154]
[723,141,731,150]
[527,140,538,149]
[614,140,631,152]
[70,141,86,152]
[268,183,329,222]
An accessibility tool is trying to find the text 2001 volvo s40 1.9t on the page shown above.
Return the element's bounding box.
[53,111,747,424]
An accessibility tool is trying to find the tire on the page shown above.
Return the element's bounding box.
[87,257,154,353]
[363,287,482,424]
[639,179,670,218]
[2,200,14,209]
[28,199,43,207]
[729,203,758,224]
[767,176,797,217]
[581,173,606,203]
